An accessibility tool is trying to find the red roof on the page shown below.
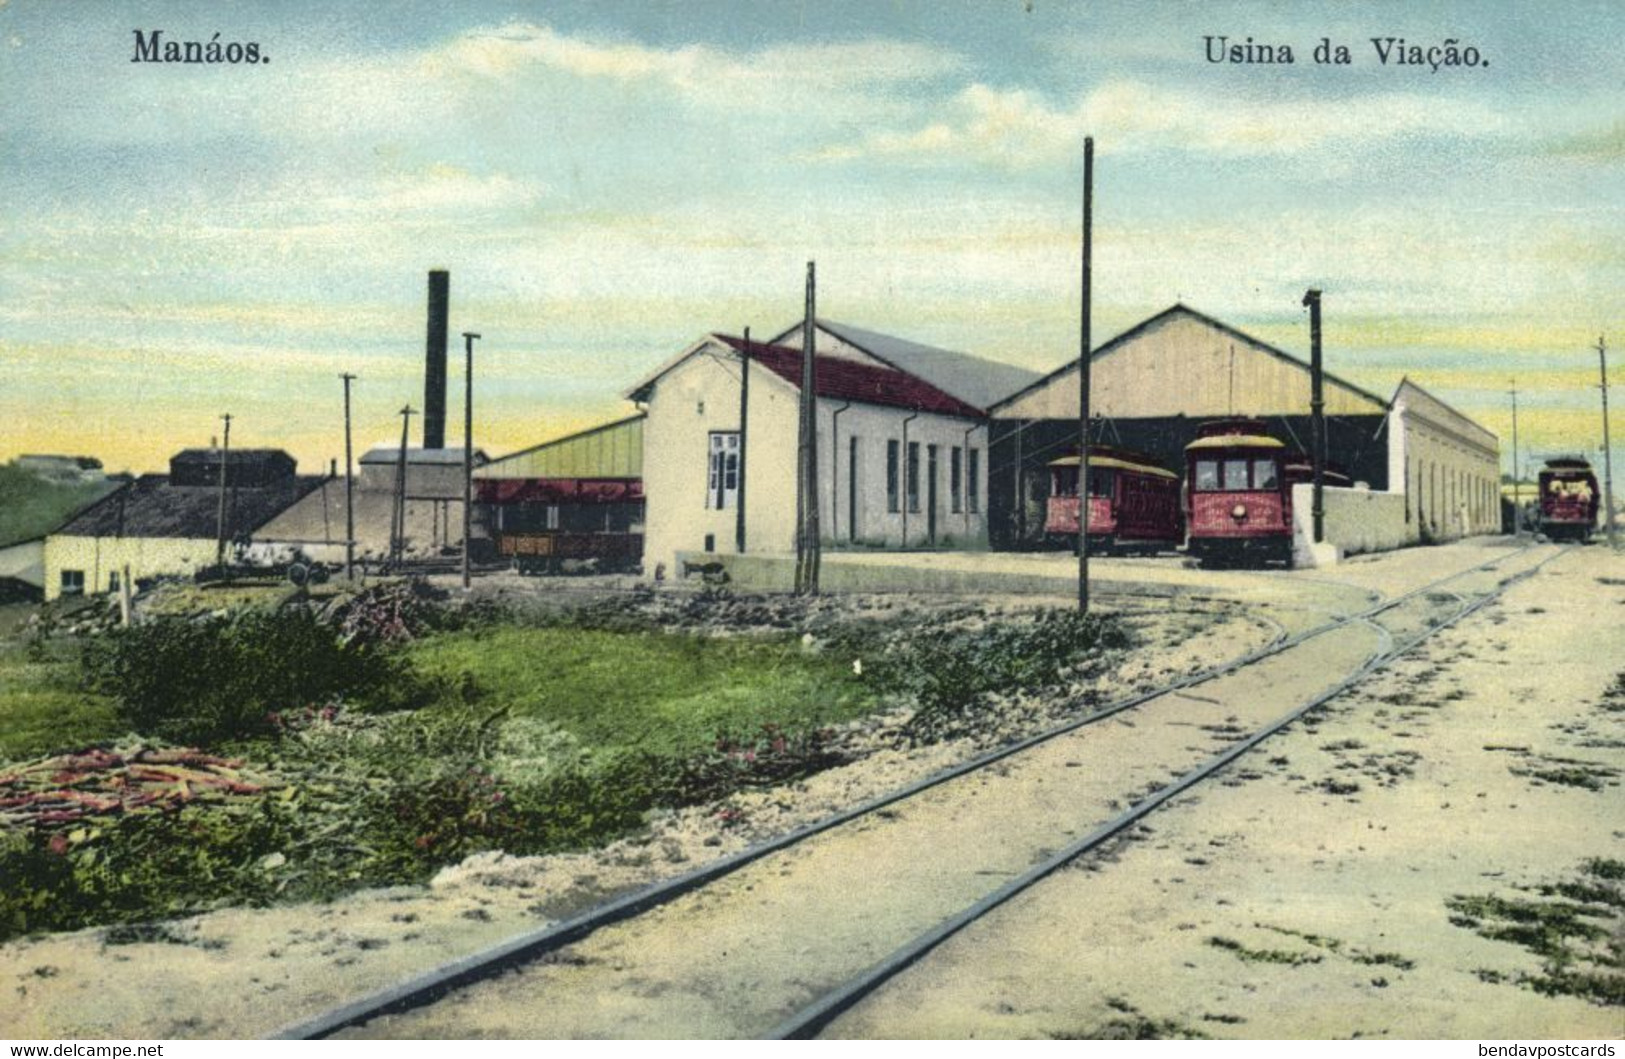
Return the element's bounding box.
[714,334,984,419]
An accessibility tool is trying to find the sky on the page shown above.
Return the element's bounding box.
[2,0,1621,477]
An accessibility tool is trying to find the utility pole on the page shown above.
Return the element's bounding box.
[214,413,233,571]
[341,373,357,580]
[1077,136,1094,614]
[461,332,480,591]
[796,263,820,595]
[1599,335,1617,548]
[392,406,416,566]
[1302,289,1325,545]
[1509,382,1521,538]
[736,327,751,554]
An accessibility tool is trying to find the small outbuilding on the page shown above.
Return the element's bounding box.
[43,449,324,600]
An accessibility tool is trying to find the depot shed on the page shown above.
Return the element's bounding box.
[989,304,1499,554]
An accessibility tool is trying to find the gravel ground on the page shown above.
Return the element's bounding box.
[4,540,1612,1040]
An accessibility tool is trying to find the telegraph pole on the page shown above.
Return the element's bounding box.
[736,327,751,554]
[1509,382,1521,538]
[214,413,233,570]
[462,332,481,591]
[796,263,820,595]
[1077,136,1094,614]
[1599,335,1617,548]
[392,406,416,565]
[341,373,357,580]
[1302,289,1325,544]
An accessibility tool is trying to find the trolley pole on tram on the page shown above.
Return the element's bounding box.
[1302,289,1325,544]
[1599,335,1617,548]
[1077,136,1093,615]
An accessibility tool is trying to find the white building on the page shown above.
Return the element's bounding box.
[629,332,997,578]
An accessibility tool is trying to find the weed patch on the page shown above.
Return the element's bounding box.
[1447,859,1623,1006]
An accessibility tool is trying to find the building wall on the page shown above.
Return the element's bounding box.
[642,342,988,578]
[254,479,467,563]
[1291,483,1412,563]
[43,535,216,601]
[1391,383,1500,542]
[996,311,1388,421]
[643,349,768,577]
[357,460,473,497]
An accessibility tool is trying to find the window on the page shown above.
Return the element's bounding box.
[546,505,560,530]
[707,432,739,509]
[1087,468,1115,498]
[968,448,981,513]
[1194,459,1220,491]
[60,570,85,596]
[886,440,900,513]
[108,571,120,593]
[950,447,963,513]
[1222,459,1250,490]
[1252,459,1278,489]
[906,442,921,513]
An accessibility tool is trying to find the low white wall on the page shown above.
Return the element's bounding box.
[1292,483,1411,566]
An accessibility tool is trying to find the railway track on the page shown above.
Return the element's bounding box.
[277,542,1560,1040]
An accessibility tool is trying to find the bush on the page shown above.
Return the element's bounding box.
[83,608,420,744]
[878,610,1130,742]
[0,799,307,941]
[663,723,848,805]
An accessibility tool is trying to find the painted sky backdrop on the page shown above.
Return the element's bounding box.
[3,0,1621,476]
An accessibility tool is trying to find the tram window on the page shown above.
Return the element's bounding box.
[1194,460,1219,491]
[1252,459,1278,489]
[1087,469,1115,497]
[1052,467,1078,497]
[1222,459,1250,490]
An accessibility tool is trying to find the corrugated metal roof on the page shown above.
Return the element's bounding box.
[773,319,1043,410]
[55,474,328,540]
[477,415,643,480]
[715,334,985,419]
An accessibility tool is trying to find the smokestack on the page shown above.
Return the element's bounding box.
[424,269,449,450]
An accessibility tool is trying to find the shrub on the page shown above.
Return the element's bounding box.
[880,609,1130,742]
[83,607,420,744]
[664,723,848,805]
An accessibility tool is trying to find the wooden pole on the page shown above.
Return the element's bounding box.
[341,373,356,580]
[1599,335,1617,548]
[462,332,481,591]
[215,413,232,572]
[1078,137,1093,613]
[1509,382,1521,537]
[797,263,821,594]
[392,406,416,565]
[736,327,750,553]
[1303,289,1325,544]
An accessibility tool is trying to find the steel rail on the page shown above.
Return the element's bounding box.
[766,549,1565,1039]
[273,543,1546,1040]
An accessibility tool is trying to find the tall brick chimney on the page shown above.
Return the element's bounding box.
[424,269,449,450]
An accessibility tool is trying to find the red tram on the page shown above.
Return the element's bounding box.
[1044,447,1183,553]
[1537,457,1599,541]
[1184,419,1349,568]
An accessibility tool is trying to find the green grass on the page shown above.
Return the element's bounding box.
[0,641,119,762]
[406,625,869,757]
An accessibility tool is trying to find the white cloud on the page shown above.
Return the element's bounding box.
[824,78,1514,167]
